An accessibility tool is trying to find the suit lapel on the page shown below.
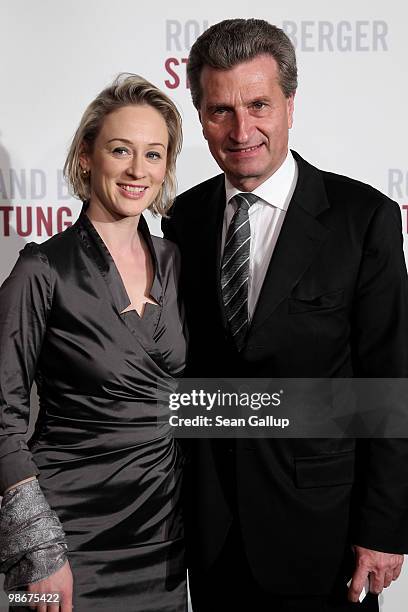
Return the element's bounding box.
[198,176,228,328]
[248,152,331,335]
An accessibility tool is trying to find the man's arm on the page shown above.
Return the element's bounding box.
[349,198,408,600]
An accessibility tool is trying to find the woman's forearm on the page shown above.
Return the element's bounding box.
[3,475,37,496]
[0,478,68,590]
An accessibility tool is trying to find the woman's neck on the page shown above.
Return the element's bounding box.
[86,202,142,256]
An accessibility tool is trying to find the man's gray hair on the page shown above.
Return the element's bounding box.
[187,18,298,108]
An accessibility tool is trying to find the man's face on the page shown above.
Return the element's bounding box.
[199,54,295,192]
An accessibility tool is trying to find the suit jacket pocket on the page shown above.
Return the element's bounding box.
[295,450,354,488]
[289,289,344,314]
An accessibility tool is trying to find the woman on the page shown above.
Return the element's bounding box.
[0,74,187,611]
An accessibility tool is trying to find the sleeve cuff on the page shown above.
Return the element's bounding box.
[0,449,39,495]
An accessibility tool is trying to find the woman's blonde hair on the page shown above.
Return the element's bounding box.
[64,73,182,216]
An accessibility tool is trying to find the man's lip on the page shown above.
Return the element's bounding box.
[227,143,264,154]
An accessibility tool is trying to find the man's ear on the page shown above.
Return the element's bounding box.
[198,110,208,141]
[287,92,295,129]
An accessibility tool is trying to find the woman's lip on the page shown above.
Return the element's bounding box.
[117,184,148,199]
[117,183,148,190]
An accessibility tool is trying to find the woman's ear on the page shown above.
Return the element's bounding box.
[79,145,90,173]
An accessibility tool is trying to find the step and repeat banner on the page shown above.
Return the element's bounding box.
[0,1,407,610]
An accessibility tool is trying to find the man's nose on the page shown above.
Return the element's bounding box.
[229,111,252,143]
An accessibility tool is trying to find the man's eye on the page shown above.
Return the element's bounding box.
[214,108,228,115]
[252,102,266,110]
[147,151,161,160]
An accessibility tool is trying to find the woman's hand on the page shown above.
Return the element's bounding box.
[27,560,73,612]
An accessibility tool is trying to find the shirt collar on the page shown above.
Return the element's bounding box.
[75,204,162,309]
[224,150,297,212]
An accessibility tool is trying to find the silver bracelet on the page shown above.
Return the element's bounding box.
[0,479,68,590]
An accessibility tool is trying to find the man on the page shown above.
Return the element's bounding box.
[162,19,408,612]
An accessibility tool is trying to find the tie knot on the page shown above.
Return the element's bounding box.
[234,192,258,210]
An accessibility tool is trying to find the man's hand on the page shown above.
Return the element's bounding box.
[27,560,73,612]
[348,545,404,602]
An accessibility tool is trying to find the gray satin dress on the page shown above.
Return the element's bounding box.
[0,209,187,611]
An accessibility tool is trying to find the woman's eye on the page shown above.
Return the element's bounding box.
[112,147,130,156]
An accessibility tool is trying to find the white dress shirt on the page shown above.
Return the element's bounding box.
[222,150,298,319]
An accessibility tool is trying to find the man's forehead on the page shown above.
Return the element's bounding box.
[202,54,278,77]
[200,57,280,102]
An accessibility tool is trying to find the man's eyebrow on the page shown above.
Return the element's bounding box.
[206,97,271,111]
[206,103,232,111]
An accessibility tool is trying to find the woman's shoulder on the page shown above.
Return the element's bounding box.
[29,223,78,260]
[11,224,78,284]
[151,234,180,263]
[2,242,54,299]
[150,234,181,280]
[150,234,179,256]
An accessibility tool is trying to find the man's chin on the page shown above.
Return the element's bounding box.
[223,164,270,188]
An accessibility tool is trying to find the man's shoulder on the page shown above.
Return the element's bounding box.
[175,174,224,208]
[323,168,390,203]
[323,169,401,226]
[294,150,398,215]
[163,174,224,239]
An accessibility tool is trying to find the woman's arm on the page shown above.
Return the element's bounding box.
[0,245,73,609]
[0,244,52,493]
[0,478,72,610]
[3,476,37,494]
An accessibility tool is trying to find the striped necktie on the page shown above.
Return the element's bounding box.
[221,192,258,351]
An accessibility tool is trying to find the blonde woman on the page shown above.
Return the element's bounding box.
[0,74,187,611]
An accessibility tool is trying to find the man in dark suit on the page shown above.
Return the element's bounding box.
[162,18,408,612]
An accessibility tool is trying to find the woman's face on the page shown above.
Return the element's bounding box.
[82,104,168,220]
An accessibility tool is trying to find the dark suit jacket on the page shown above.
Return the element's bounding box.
[162,151,408,595]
